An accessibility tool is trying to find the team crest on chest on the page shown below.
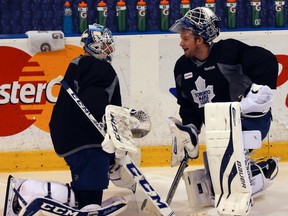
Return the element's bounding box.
[191,76,215,108]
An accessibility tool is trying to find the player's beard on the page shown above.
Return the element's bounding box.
[184,47,197,58]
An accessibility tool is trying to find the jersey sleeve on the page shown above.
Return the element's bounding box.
[240,45,278,89]
[221,39,278,89]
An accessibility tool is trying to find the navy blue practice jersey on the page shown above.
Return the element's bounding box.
[174,38,278,130]
[49,55,122,156]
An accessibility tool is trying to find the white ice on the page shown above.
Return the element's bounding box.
[1,163,287,216]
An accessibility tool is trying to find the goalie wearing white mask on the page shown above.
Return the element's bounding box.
[167,7,280,215]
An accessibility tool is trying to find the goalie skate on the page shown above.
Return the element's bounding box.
[4,175,128,216]
[4,175,26,216]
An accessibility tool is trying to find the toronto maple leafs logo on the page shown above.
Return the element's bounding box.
[191,77,215,108]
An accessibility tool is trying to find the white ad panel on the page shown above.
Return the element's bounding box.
[0,30,288,152]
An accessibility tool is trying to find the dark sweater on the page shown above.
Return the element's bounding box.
[174,39,278,130]
[49,55,122,157]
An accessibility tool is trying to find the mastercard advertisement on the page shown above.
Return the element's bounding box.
[276,54,288,101]
[0,44,83,137]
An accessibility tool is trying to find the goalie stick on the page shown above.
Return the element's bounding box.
[56,75,175,216]
[141,152,190,215]
[166,151,189,205]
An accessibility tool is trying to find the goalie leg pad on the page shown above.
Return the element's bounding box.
[4,175,76,215]
[109,150,141,190]
[183,169,214,208]
[205,102,253,216]
[18,179,76,208]
[4,175,127,216]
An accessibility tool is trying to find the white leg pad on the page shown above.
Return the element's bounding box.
[110,150,141,190]
[4,175,127,216]
[204,102,253,216]
[182,169,214,208]
[18,179,76,208]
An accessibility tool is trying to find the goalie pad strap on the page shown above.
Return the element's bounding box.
[13,188,27,207]
[46,182,51,199]
[66,184,71,204]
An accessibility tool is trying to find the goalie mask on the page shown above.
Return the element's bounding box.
[169,7,220,43]
[81,23,115,62]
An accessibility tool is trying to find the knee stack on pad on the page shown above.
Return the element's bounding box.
[17,179,76,208]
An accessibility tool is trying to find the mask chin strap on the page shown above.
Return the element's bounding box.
[84,47,109,62]
[92,53,108,61]
[106,55,112,63]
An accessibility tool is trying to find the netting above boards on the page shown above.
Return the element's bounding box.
[0,0,287,35]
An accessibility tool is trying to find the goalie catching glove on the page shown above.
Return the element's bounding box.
[129,108,151,138]
[240,83,273,118]
[167,117,199,167]
[102,105,151,157]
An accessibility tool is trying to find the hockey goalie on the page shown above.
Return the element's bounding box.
[166,6,280,216]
